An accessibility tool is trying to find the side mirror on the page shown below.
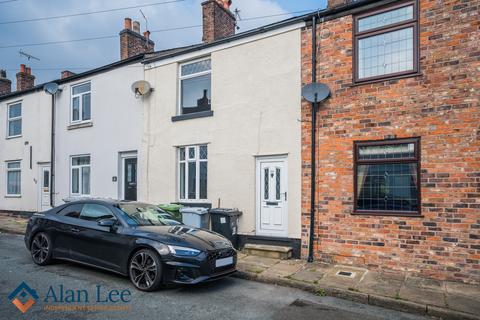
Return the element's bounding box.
[98,218,117,232]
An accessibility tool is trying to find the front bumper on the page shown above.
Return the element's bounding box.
[162,248,237,284]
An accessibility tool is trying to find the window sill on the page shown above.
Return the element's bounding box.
[352,211,423,218]
[5,195,21,198]
[171,110,213,122]
[67,121,93,130]
[351,72,423,87]
[6,135,22,140]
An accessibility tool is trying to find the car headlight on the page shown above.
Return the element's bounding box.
[167,245,201,257]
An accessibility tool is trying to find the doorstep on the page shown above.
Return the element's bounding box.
[235,252,480,319]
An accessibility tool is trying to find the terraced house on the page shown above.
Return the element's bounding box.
[299,0,479,283]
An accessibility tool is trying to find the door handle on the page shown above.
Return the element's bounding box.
[283,192,287,201]
[70,227,80,233]
[266,201,279,206]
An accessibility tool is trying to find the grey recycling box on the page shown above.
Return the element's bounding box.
[180,207,210,229]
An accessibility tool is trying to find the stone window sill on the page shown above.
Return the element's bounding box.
[171,110,213,122]
[67,121,93,130]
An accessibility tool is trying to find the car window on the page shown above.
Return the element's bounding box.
[79,204,115,222]
[57,204,83,218]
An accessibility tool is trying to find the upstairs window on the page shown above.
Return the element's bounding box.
[6,161,21,196]
[354,1,419,82]
[179,59,211,115]
[178,145,208,201]
[71,82,91,123]
[7,102,22,138]
[354,138,420,216]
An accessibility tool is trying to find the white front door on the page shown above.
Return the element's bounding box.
[39,166,51,211]
[256,157,288,237]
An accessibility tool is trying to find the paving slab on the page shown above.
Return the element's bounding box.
[240,255,280,268]
[399,276,446,308]
[290,265,326,284]
[317,265,368,290]
[445,294,480,315]
[262,260,305,279]
[357,271,405,298]
[445,281,480,298]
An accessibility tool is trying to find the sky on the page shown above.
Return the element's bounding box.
[0,0,327,87]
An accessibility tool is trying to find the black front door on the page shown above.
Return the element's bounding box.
[124,158,137,201]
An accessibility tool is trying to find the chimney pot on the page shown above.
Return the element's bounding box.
[132,21,140,33]
[124,17,132,30]
[26,67,31,75]
[202,0,236,43]
[0,69,6,78]
[143,30,150,38]
[20,64,26,73]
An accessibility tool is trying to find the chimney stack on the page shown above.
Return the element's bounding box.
[16,64,35,91]
[327,0,354,9]
[0,69,12,96]
[119,17,155,60]
[202,0,236,43]
[61,70,76,79]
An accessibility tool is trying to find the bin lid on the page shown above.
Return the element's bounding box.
[180,207,209,215]
[209,208,242,217]
[158,204,184,211]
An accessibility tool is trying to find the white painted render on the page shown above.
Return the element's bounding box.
[53,63,144,204]
[0,92,51,212]
[141,28,302,239]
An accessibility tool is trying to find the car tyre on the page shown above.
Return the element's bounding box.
[31,232,53,266]
[129,249,163,291]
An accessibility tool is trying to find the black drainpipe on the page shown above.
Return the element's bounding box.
[50,94,55,207]
[307,15,318,263]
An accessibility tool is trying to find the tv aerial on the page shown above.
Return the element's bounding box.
[19,50,40,61]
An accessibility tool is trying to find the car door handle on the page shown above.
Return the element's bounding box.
[70,227,80,233]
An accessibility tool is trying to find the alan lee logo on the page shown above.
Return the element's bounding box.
[44,284,131,303]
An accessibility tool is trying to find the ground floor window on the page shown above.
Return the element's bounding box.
[354,138,420,215]
[71,155,90,196]
[178,145,207,201]
[6,161,21,196]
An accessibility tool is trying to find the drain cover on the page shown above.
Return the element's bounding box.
[336,270,355,278]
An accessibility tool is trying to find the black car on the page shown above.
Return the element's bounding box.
[24,199,237,291]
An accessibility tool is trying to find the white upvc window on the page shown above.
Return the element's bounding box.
[178,145,208,201]
[71,155,91,196]
[178,58,211,115]
[71,82,91,123]
[7,102,22,138]
[6,161,21,196]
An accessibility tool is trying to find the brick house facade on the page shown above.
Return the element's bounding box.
[301,0,479,283]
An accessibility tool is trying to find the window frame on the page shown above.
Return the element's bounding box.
[5,160,21,197]
[177,144,208,202]
[6,101,22,139]
[353,137,421,217]
[353,0,420,84]
[177,57,212,115]
[70,81,92,124]
[70,154,91,196]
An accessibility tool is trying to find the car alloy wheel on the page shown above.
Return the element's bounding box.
[31,232,52,265]
[129,249,162,291]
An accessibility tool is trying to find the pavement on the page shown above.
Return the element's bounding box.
[234,254,480,320]
[1,213,479,319]
[0,234,428,320]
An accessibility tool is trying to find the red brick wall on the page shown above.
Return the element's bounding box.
[120,29,154,60]
[301,0,479,283]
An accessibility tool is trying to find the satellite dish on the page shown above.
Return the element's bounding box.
[131,80,152,98]
[43,82,59,95]
[301,82,331,103]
